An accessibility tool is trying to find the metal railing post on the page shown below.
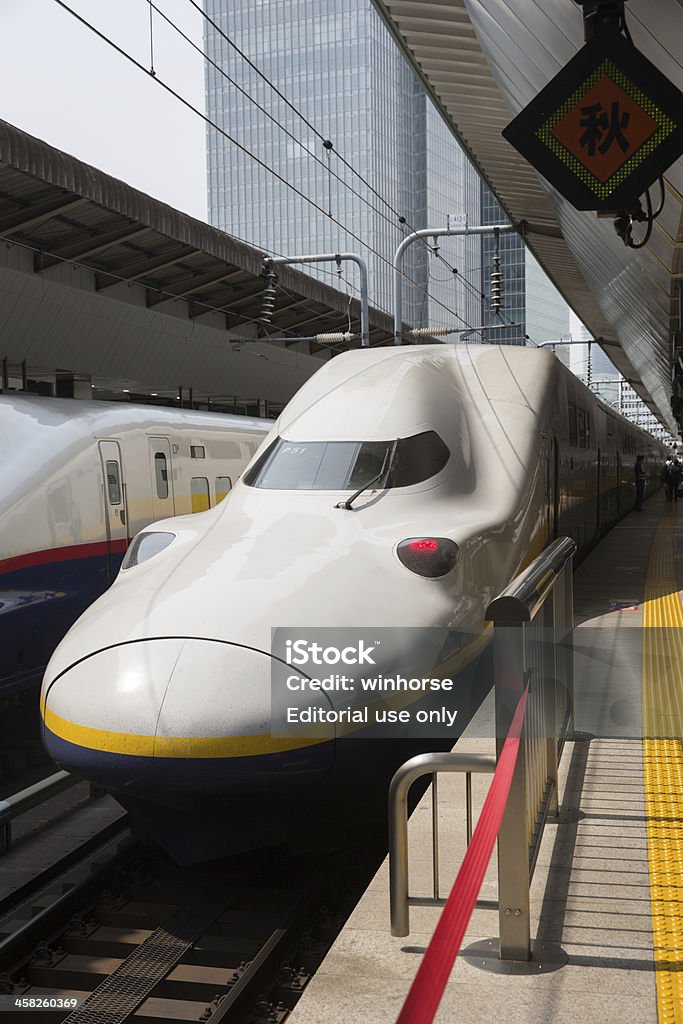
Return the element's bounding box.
[432,775,440,902]
[495,626,532,960]
[485,536,576,961]
[564,563,575,738]
[466,772,473,845]
[389,763,412,937]
[388,752,496,936]
[546,596,560,819]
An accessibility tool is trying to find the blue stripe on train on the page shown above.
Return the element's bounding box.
[41,725,336,796]
[0,553,123,695]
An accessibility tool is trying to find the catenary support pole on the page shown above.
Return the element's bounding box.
[264,253,370,347]
[393,224,515,346]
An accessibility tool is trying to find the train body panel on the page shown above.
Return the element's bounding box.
[0,395,268,693]
[38,347,667,861]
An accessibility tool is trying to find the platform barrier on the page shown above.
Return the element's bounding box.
[488,534,575,959]
[389,536,575,1021]
[0,771,77,854]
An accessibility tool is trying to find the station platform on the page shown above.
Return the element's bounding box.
[289,492,682,1024]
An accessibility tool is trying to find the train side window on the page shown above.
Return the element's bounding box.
[190,445,205,459]
[191,477,210,513]
[154,452,169,499]
[105,461,121,505]
[584,413,591,449]
[215,476,232,503]
[577,408,586,448]
[568,402,578,446]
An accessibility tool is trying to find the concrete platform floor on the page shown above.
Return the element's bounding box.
[289,494,670,1024]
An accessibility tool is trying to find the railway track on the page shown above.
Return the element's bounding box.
[0,814,384,1023]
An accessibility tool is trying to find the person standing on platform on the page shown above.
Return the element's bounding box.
[662,457,677,501]
[671,458,683,501]
[635,455,646,510]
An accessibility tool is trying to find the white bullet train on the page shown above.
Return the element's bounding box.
[39,346,666,861]
[0,395,268,698]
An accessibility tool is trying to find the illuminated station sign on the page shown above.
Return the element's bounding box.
[502,31,683,211]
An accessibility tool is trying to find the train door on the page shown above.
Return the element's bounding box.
[149,437,176,520]
[541,435,555,541]
[596,445,601,534]
[616,452,621,514]
[98,441,128,581]
[553,437,560,539]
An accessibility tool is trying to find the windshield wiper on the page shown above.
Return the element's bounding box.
[335,442,396,511]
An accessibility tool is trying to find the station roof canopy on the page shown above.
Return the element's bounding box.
[373,0,683,432]
[0,118,393,353]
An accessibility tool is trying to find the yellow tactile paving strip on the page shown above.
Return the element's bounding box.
[642,504,683,1022]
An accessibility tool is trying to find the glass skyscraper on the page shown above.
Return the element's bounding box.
[203,0,483,334]
[203,0,567,344]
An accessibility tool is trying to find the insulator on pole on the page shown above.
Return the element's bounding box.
[260,265,278,324]
[410,326,452,337]
[490,229,503,313]
[314,332,355,344]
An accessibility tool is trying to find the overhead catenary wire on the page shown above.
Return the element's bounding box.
[186,0,449,244]
[196,0,538,348]
[169,0,525,341]
[420,236,526,340]
[170,0,495,334]
[270,280,358,352]
[191,0,517,323]
[1,232,361,347]
[51,0,477,335]
[144,0,410,235]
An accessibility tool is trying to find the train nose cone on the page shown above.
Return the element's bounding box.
[41,638,185,778]
[41,639,335,795]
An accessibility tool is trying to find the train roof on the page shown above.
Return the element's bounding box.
[0,392,268,437]
[276,345,665,447]
[277,344,557,442]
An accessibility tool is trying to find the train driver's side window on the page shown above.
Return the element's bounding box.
[577,408,586,448]
[568,402,578,447]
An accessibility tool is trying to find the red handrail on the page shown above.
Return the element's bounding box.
[395,683,530,1024]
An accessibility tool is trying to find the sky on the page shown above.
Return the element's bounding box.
[0,0,208,220]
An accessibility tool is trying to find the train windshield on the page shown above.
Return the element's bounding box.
[244,431,450,490]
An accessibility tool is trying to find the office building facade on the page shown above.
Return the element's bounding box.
[204,0,568,344]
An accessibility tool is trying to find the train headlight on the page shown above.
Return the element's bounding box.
[397,537,460,578]
[121,531,176,570]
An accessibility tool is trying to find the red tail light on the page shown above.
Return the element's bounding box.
[397,537,460,578]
